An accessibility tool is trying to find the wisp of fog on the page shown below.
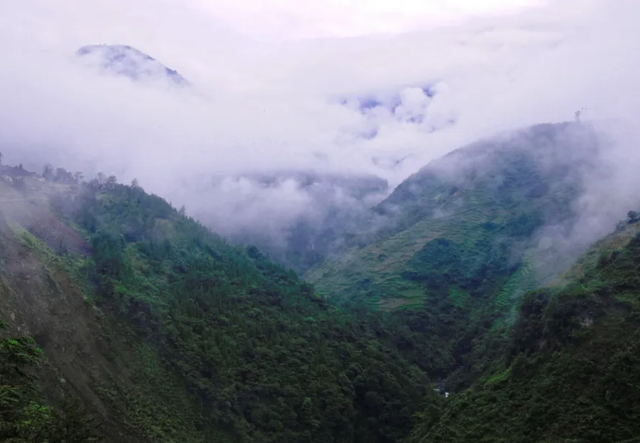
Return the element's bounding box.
[0,0,639,260]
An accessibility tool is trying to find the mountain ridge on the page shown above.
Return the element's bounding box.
[75,44,190,87]
[305,121,607,386]
[307,122,597,316]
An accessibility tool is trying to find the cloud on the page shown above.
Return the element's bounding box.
[0,0,639,256]
[187,0,546,40]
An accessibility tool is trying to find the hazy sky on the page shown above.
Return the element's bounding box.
[188,0,546,40]
[0,0,639,238]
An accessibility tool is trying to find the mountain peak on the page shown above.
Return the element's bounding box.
[75,44,190,86]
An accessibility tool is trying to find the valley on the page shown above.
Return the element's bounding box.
[2,120,640,442]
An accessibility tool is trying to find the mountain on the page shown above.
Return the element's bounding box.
[75,44,190,86]
[2,120,639,443]
[407,216,640,443]
[307,122,600,306]
[306,121,603,383]
[194,170,389,274]
[0,167,431,443]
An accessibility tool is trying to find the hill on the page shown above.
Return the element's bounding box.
[407,215,640,443]
[0,167,434,443]
[306,121,603,383]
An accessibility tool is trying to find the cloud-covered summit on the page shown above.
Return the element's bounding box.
[76,44,190,86]
[0,0,639,261]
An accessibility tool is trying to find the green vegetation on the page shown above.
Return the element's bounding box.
[0,320,100,442]
[408,232,640,443]
[42,179,434,442]
[3,121,636,443]
[306,122,596,386]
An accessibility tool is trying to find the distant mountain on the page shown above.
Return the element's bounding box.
[75,44,190,86]
[235,169,389,201]
[309,122,600,301]
[306,122,604,382]
[200,169,390,274]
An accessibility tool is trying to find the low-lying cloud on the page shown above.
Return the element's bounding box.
[1,0,639,264]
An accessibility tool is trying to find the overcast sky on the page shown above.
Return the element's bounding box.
[187,0,547,40]
[1,0,639,237]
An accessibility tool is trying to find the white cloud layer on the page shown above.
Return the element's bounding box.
[0,0,639,242]
[187,0,547,40]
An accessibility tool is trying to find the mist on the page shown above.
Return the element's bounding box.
[1,0,639,267]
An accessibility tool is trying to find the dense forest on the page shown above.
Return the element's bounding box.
[306,122,599,389]
[408,218,640,443]
[2,121,640,443]
[0,167,439,442]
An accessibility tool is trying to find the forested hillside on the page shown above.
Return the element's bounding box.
[407,217,640,443]
[306,122,602,386]
[0,168,435,443]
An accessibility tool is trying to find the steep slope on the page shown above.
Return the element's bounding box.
[0,174,224,442]
[307,122,598,307]
[0,168,434,443]
[306,122,602,382]
[0,318,100,442]
[407,216,640,443]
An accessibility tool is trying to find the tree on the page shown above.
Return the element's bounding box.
[88,173,107,190]
[628,211,640,223]
[43,164,54,181]
[105,176,118,190]
[55,167,74,184]
[48,396,102,442]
